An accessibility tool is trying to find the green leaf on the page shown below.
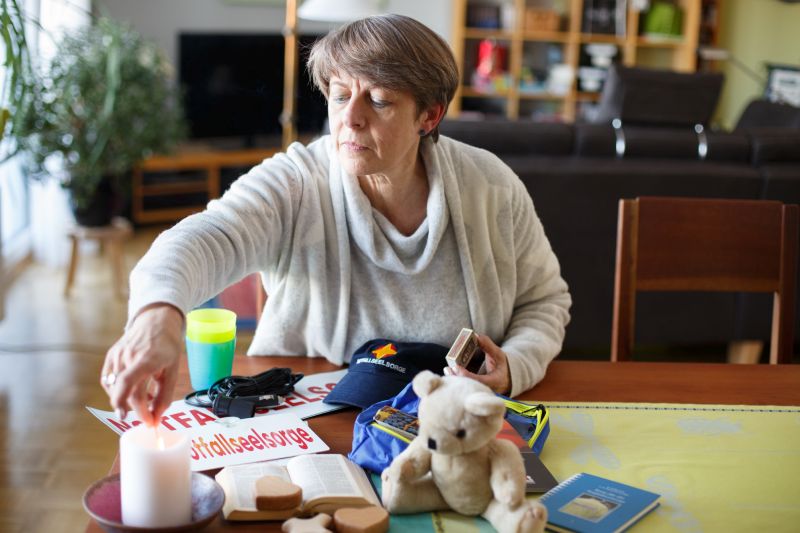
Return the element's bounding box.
[10,14,186,207]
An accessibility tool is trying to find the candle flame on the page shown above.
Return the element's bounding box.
[153,426,165,450]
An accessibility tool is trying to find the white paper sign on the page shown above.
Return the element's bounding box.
[86,369,348,436]
[86,369,348,471]
[185,412,328,470]
[87,405,328,470]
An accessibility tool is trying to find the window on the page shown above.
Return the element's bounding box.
[0,0,90,318]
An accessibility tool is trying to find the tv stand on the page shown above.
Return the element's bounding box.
[132,146,278,224]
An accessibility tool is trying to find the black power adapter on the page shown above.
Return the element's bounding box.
[211,393,283,418]
[185,367,303,418]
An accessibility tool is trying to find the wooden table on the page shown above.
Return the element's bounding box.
[86,358,800,532]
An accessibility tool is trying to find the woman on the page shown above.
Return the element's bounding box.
[102,14,571,425]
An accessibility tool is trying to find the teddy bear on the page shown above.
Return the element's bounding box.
[380,371,547,533]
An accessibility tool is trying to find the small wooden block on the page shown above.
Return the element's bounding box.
[254,475,303,511]
[333,506,389,533]
[282,513,333,533]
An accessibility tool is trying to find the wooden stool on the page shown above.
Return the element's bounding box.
[64,217,133,300]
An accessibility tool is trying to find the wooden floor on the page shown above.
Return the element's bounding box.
[0,226,164,533]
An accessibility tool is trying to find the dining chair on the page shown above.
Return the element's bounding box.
[611,196,799,364]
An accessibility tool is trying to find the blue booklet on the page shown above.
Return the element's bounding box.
[539,473,660,533]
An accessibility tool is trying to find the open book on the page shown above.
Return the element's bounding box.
[215,453,381,520]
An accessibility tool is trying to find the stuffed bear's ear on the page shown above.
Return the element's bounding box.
[464,392,506,418]
[412,370,442,398]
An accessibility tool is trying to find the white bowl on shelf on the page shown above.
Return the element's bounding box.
[578,67,608,92]
[546,64,575,96]
[585,43,618,68]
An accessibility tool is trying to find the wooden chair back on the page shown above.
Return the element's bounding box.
[611,196,799,364]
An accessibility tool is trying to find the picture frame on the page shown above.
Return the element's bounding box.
[765,63,800,107]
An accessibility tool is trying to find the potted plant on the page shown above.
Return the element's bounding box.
[1,0,31,322]
[15,16,186,226]
[1,0,32,147]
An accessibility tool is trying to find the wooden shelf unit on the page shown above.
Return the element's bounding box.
[132,147,278,224]
[697,0,722,71]
[449,0,702,122]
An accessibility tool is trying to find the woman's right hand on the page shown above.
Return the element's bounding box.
[101,303,185,426]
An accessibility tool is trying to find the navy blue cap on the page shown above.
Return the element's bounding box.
[323,339,449,409]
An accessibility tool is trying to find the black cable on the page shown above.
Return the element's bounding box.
[184,367,303,418]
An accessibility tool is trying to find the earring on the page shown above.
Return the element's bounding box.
[418,129,427,136]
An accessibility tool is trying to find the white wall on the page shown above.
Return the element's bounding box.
[96,0,455,73]
[717,0,800,129]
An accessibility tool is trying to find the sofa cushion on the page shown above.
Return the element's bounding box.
[622,127,700,159]
[574,125,751,163]
[591,66,724,127]
[705,131,751,163]
[748,130,800,164]
[735,99,800,130]
[760,164,800,183]
[440,119,573,156]
[503,156,761,181]
[574,123,616,157]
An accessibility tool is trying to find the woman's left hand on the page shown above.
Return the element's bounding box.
[447,334,511,395]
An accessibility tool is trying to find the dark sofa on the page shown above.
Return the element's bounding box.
[439,116,800,357]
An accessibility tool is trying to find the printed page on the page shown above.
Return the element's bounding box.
[286,454,364,502]
[87,369,348,436]
[226,462,291,510]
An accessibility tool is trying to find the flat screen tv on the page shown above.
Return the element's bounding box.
[179,33,328,147]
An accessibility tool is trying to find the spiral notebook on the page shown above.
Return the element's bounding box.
[539,473,660,533]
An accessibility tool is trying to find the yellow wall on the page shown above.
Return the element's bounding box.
[717,0,800,129]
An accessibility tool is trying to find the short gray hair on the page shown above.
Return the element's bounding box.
[307,14,458,142]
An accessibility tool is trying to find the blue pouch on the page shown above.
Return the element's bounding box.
[348,382,420,474]
[348,384,551,473]
[500,399,550,455]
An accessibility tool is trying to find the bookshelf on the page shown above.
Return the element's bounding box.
[449,0,702,122]
[697,0,722,71]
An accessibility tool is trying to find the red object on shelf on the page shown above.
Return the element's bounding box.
[476,39,508,78]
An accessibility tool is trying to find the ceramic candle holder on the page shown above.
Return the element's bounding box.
[83,473,224,533]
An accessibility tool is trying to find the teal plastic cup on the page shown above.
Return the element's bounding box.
[185,308,237,391]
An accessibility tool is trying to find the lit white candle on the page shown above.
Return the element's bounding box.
[120,425,192,527]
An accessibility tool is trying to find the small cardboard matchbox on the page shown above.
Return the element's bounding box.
[445,328,483,371]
